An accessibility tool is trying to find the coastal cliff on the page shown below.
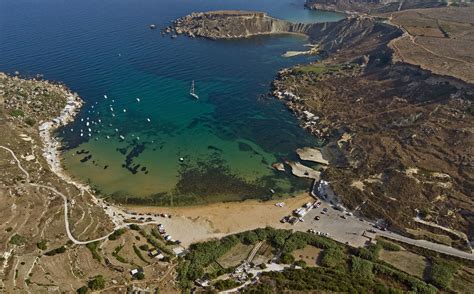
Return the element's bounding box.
[304,0,450,14]
[166,9,399,55]
[165,10,315,39]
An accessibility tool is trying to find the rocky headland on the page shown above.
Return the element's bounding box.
[164,10,315,39]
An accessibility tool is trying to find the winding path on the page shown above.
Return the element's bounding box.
[1,145,114,245]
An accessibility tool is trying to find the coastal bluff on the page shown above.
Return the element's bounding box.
[164,10,314,39]
[165,10,398,58]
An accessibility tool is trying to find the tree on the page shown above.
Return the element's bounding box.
[134,272,145,280]
[88,275,105,290]
[280,253,295,264]
[77,286,88,294]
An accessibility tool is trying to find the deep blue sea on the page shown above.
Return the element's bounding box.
[0,0,344,205]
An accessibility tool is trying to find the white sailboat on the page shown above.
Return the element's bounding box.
[189,80,199,99]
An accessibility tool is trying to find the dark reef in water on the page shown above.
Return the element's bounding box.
[107,153,311,206]
[115,143,149,175]
[80,154,92,163]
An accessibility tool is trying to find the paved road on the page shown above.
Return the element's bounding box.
[290,198,474,261]
[377,231,474,261]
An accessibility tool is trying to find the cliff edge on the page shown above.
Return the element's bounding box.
[165,10,315,39]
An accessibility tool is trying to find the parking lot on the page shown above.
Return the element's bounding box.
[284,199,376,248]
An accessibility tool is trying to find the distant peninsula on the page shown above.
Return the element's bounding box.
[164,10,316,39]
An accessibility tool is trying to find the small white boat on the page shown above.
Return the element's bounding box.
[136,97,141,102]
[119,135,125,140]
[147,118,151,122]
[104,95,108,99]
[189,80,199,99]
[123,109,126,113]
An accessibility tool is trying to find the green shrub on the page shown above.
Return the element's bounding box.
[294,259,307,268]
[112,245,127,263]
[177,235,239,289]
[108,228,126,240]
[139,244,149,251]
[44,246,66,256]
[214,279,240,290]
[373,263,436,294]
[88,275,105,290]
[356,244,381,261]
[9,234,26,246]
[86,242,101,262]
[129,224,140,230]
[239,230,259,245]
[10,109,24,117]
[133,272,145,280]
[377,239,401,251]
[427,258,459,289]
[24,117,36,126]
[133,244,149,263]
[280,252,295,264]
[320,247,345,268]
[37,240,48,250]
[77,286,88,294]
[350,256,374,280]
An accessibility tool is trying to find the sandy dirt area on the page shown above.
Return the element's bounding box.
[124,194,313,243]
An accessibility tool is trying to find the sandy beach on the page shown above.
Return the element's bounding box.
[124,193,313,235]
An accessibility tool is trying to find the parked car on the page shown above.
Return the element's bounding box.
[314,216,320,221]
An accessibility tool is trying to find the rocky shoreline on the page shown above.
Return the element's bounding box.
[39,93,83,182]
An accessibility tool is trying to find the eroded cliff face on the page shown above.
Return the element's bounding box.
[304,0,449,14]
[305,16,401,55]
[166,10,315,39]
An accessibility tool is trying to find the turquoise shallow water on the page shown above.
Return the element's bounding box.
[0,0,344,205]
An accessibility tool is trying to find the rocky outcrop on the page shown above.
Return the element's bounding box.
[304,0,449,14]
[165,10,315,39]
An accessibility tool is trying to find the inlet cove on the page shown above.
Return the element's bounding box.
[0,0,343,205]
